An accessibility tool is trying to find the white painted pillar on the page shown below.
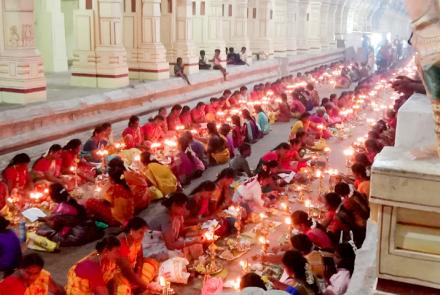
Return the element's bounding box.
[222,0,233,46]
[60,0,79,65]
[327,1,338,48]
[71,0,129,88]
[34,0,68,73]
[273,0,287,57]
[230,0,252,63]
[123,0,169,80]
[333,0,345,43]
[248,0,274,59]
[286,0,298,54]
[205,0,226,65]
[307,0,322,51]
[172,0,199,74]
[339,0,351,40]
[0,0,47,104]
[296,0,309,52]
[319,0,330,49]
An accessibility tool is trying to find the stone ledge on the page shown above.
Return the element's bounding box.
[0,49,345,163]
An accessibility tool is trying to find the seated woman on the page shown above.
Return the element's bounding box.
[219,124,235,158]
[309,108,332,139]
[351,163,370,198]
[290,93,306,118]
[231,115,244,149]
[323,103,341,125]
[87,164,135,226]
[212,168,235,211]
[286,139,308,172]
[0,253,65,295]
[32,144,66,186]
[242,109,261,143]
[323,243,356,295]
[0,216,22,277]
[289,112,311,140]
[254,105,270,135]
[142,115,166,143]
[140,151,178,197]
[167,104,183,131]
[183,131,210,168]
[277,93,294,122]
[364,139,382,164]
[207,122,230,165]
[189,181,217,218]
[256,142,291,174]
[60,139,96,184]
[171,136,205,185]
[122,115,145,150]
[179,106,193,129]
[291,210,334,251]
[240,273,268,292]
[147,192,204,261]
[2,153,33,196]
[113,218,159,294]
[81,125,108,163]
[191,102,206,125]
[66,236,121,295]
[270,250,320,295]
[321,193,355,243]
[230,143,253,178]
[37,183,103,247]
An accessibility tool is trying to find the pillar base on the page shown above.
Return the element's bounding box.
[71,74,129,89]
[1,88,47,104]
[129,60,170,80]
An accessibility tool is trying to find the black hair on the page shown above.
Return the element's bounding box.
[108,163,130,191]
[95,236,121,254]
[48,144,62,155]
[239,143,251,155]
[219,124,231,137]
[190,180,216,195]
[21,253,44,269]
[162,192,188,209]
[171,104,182,112]
[0,216,10,232]
[324,192,342,210]
[232,115,241,127]
[92,125,106,136]
[181,105,191,113]
[290,233,313,255]
[125,217,147,233]
[321,98,329,106]
[141,151,159,165]
[365,139,382,153]
[196,102,205,108]
[63,139,82,151]
[240,272,267,290]
[241,109,252,120]
[254,104,264,114]
[282,250,319,293]
[207,122,219,136]
[101,122,111,130]
[289,138,301,146]
[300,112,311,120]
[291,210,312,228]
[273,142,290,151]
[336,242,356,276]
[296,130,306,139]
[335,182,350,197]
[216,168,235,182]
[200,50,205,55]
[351,163,369,180]
[354,153,371,167]
[6,153,31,168]
[128,115,139,127]
[154,115,164,122]
[49,183,87,217]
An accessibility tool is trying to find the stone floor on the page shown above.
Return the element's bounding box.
[25,82,380,294]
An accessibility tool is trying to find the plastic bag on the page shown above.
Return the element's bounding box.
[159,257,191,284]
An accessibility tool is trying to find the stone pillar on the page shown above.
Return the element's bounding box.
[319,0,330,49]
[339,0,351,41]
[0,0,47,104]
[296,0,309,52]
[248,0,274,59]
[71,0,129,88]
[286,0,298,54]
[231,0,252,63]
[172,0,199,74]
[123,0,169,80]
[307,0,321,51]
[327,1,338,48]
[34,0,68,73]
[273,0,287,57]
[205,0,226,66]
[333,0,345,42]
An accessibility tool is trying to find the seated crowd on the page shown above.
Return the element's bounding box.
[0,57,407,294]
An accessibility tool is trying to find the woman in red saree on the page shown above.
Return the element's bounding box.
[122,116,145,149]
[32,144,65,185]
[142,115,166,142]
[167,104,183,131]
[2,153,33,195]
[179,106,193,129]
[60,139,95,184]
[191,102,206,124]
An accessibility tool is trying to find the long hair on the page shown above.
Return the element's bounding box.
[190,180,216,195]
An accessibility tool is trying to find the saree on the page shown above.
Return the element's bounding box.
[124,170,150,210]
[122,127,143,149]
[24,270,51,295]
[104,183,134,225]
[143,163,178,196]
[2,165,29,191]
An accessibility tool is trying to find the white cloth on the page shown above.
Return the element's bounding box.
[323,269,351,295]
[232,177,264,212]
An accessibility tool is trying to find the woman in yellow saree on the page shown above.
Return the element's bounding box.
[66,236,121,295]
[112,217,159,295]
[141,152,178,197]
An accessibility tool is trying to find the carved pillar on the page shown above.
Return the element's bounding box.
[296,0,309,52]
[71,0,129,88]
[205,0,226,65]
[286,0,298,54]
[0,0,47,104]
[34,0,68,73]
[124,0,169,80]
[171,0,199,74]
[319,0,330,49]
[248,0,274,59]
[327,1,338,47]
[339,0,351,40]
[307,0,321,51]
[231,0,252,63]
[334,0,344,42]
[273,0,287,57]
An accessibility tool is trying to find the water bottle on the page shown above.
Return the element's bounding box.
[18,221,26,243]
